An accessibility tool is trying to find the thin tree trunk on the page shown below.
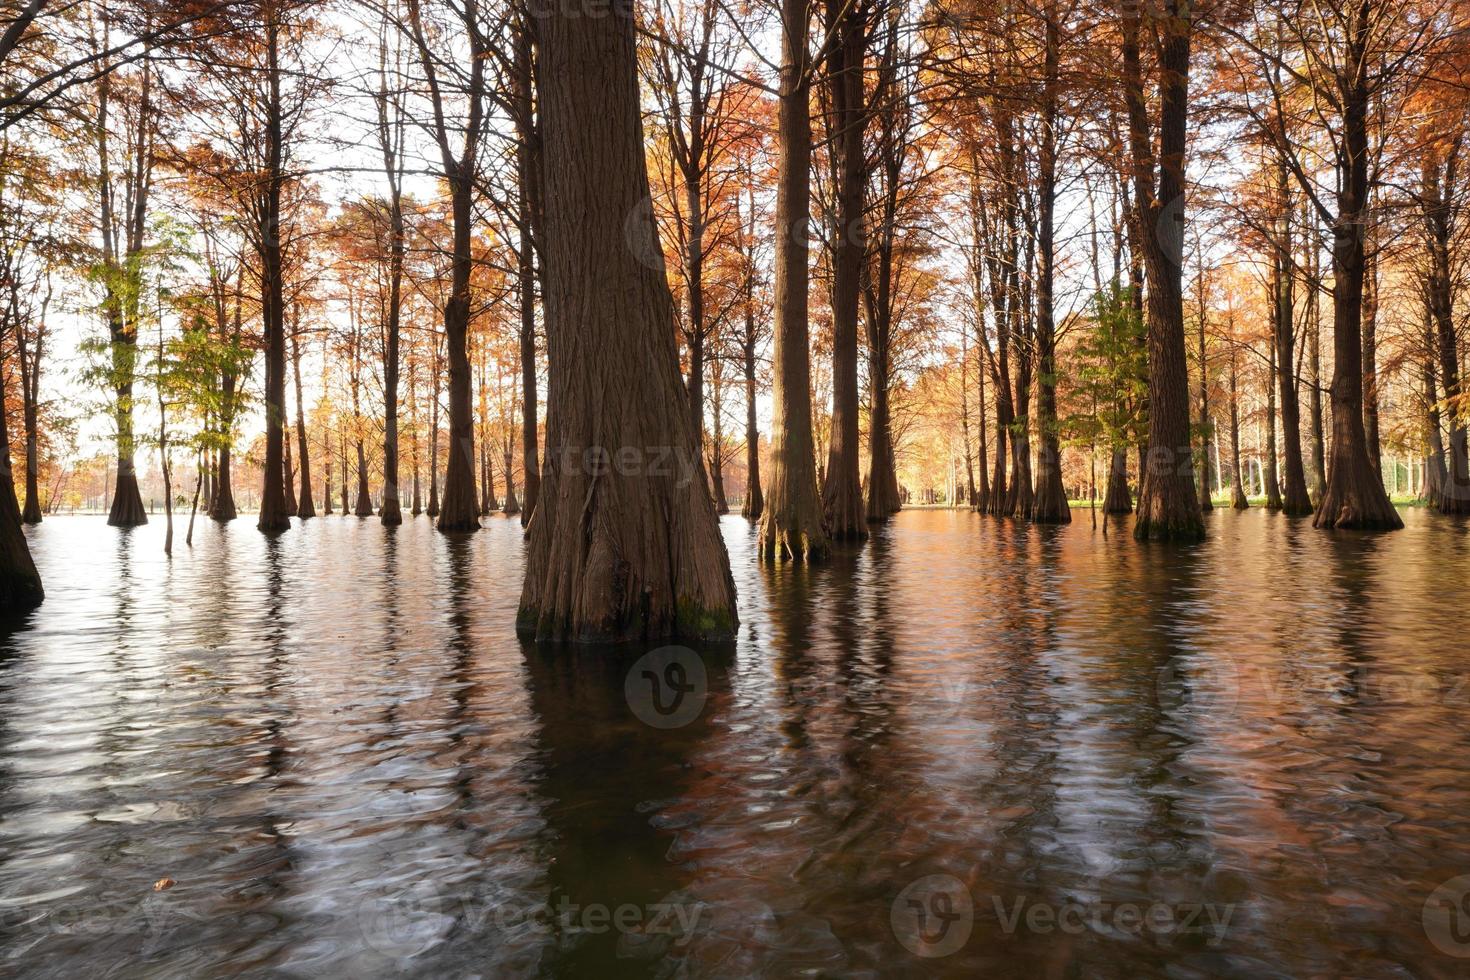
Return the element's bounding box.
[256,11,289,534]
[292,325,314,518]
[514,14,541,526]
[1229,347,1248,509]
[1031,3,1068,525]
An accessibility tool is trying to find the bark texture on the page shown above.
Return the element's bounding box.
[1122,0,1203,541]
[760,0,829,559]
[518,0,737,642]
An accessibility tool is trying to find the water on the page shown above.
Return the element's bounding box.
[3,509,1469,978]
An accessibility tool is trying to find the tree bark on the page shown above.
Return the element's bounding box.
[1423,143,1470,512]
[256,11,289,534]
[1271,164,1312,515]
[759,0,829,559]
[1121,0,1203,541]
[1229,347,1249,509]
[741,330,763,519]
[1362,245,1382,480]
[518,0,737,641]
[820,0,868,540]
[1030,3,1069,524]
[291,325,314,518]
[514,14,540,526]
[0,348,42,612]
[1313,33,1401,531]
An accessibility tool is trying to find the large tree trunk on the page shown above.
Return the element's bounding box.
[1314,60,1401,530]
[518,0,737,641]
[759,0,829,560]
[502,441,520,515]
[820,0,868,540]
[1122,0,1203,541]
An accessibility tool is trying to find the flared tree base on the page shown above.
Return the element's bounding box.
[108,473,148,528]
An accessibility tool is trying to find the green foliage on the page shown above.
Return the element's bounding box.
[1065,285,1148,449]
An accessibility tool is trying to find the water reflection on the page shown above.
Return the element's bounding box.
[2,510,1469,977]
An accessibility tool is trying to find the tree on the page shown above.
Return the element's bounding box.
[399,0,488,534]
[817,0,872,539]
[1120,0,1203,541]
[517,0,737,641]
[759,0,829,560]
[1227,0,1416,530]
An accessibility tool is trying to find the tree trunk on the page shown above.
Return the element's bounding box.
[741,338,763,519]
[1272,167,1312,515]
[380,216,404,525]
[427,339,441,517]
[514,15,541,527]
[0,362,43,612]
[759,0,829,560]
[354,438,373,516]
[1422,314,1448,504]
[502,442,520,515]
[283,427,298,516]
[820,0,868,540]
[1264,331,1283,510]
[20,378,41,526]
[1229,350,1249,509]
[292,328,315,519]
[1425,148,1470,513]
[1361,246,1382,480]
[1030,4,1069,524]
[436,173,480,532]
[1122,0,1203,541]
[1313,59,1401,530]
[256,13,289,534]
[1305,209,1327,503]
[410,360,422,516]
[518,0,737,641]
[1103,447,1132,513]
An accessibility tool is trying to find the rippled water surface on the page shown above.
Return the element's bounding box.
[4,509,1470,978]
